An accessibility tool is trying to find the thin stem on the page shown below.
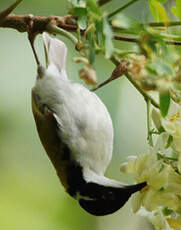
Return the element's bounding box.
[47,24,78,45]
[91,59,129,91]
[28,35,40,66]
[115,48,139,56]
[125,73,159,108]
[160,33,181,41]
[146,99,153,146]
[166,40,181,46]
[106,56,160,108]
[98,0,112,6]
[112,27,138,35]
[114,35,139,43]
[108,0,140,19]
[91,78,112,91]
[112,21,181,35]
[0,0,23,21]
[148,21,181,27]
[114,35,181,46]
[157,153,177,162]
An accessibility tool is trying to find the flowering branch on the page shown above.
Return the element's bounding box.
[3,0,181,229]
[92,57,159,109]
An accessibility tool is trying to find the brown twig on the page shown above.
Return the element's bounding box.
[114,35,139,43]
[98,0,112,6]
[0,14,77,34]
[114,35,181,46]
[148,21,181,27]
[1,14,181,48]
[0,0,23,22]
[165,40,181,46]
[91,60,129,91]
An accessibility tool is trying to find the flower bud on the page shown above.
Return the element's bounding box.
[79,65,97,85]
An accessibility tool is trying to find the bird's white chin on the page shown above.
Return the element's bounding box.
[83,168,123,188]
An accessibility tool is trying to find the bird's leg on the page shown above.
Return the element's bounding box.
[27,18,40,66]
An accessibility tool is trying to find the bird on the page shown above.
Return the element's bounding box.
[31,32,146,216]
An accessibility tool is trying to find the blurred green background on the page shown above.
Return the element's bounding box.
[0,0,154,229]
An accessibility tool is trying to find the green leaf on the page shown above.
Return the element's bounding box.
[156,0,168,2]
[171,0,181,20]
[159,90,171,117]
[165,135,173,149]
[78,16,87,29]
[73,7,87,16]
[152,108,162,131]
[70,0,86,7]
[87,0,101,17]
[87,30,96,64]
[96,20,104,48]
[103,17,114,59]
[162,207,174,216]
[111,13,143,33]
[148,0,169,22]
[73,7,87,30]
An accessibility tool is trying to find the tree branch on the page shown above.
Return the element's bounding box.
[148,21,181,27]
[0,0,23,21]
[0,13,77,34]
[91,60,129,91]
[114,35,181,46]
[1,14,181,48]
[47,24,78,45]
[114,35,139,43]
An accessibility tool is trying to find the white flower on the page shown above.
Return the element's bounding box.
[121,152,181,214]
[167,218,181,229]
[138,208,172,230]
[161,101,181,153]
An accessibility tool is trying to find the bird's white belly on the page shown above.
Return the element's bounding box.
[35,76,114,175]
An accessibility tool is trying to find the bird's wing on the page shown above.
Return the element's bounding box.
[42,32,67,73]
[32,93,70,189]
[51,83,114,174]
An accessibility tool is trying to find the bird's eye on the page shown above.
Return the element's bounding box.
[32,92,41,104]
[101,190,114,200]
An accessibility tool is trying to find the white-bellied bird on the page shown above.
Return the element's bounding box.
[31,33,146,216]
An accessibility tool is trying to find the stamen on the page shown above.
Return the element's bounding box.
[169,112,180,122]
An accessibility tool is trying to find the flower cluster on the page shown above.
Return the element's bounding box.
[120,101,181,230]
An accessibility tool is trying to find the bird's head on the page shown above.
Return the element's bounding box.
[77,181,146,216]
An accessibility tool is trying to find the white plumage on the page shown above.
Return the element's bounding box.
[33,33,113,181]
[31,33,146,216]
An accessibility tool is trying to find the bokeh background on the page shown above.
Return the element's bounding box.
[0,0,163,229]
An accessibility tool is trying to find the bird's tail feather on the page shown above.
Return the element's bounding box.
[42,32,67,73]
